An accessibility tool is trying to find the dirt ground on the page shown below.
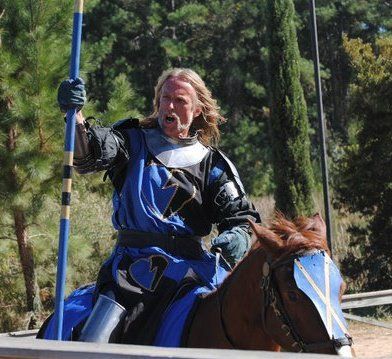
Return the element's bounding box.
[348,320,392,358]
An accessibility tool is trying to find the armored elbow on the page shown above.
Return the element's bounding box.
[74,123,95,174]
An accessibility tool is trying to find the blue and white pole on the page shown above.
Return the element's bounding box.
[53,0,84,341]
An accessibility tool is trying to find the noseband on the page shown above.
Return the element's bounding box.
[260,254,353,353]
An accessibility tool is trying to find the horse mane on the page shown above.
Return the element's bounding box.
[249,212,330,260]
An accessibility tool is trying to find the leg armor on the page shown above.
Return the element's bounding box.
[78,294,126,343]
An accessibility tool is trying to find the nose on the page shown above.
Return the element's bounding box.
[168,101,174,110]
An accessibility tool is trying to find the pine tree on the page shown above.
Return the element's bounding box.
[267,0,315,218]
[0,0,73,327]
[336,35,392,291]
[295,0,392,141]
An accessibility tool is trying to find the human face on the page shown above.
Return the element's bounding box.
[158,77,201,139]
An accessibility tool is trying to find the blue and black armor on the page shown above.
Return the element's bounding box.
[74,118,259,240]
[39,118,260,344]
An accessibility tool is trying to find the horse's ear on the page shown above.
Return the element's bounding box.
[248,220,282,253]
[311,213,327,239]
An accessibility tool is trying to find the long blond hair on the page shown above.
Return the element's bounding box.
[141,68,226,146]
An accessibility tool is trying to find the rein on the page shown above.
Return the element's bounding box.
[215,281,237,348]
[260,253,353,353]
[213,250,238,349]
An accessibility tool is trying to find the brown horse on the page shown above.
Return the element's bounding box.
[185,213,354,356]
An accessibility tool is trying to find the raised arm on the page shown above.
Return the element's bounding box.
[57,78,129,175]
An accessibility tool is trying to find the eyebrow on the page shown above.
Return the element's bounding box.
[162,94,190,101]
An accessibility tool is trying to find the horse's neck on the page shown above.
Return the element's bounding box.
[186,250,279,350]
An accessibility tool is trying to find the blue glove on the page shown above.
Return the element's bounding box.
[57,77,86,113]
[211,227,251,267]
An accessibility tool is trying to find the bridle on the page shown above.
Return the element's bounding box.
[214,251,352,353]
[259,253,353,353]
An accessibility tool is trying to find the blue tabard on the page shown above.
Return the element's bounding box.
[112,128,196,235]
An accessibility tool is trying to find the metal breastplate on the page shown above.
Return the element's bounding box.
[142,128,209,168]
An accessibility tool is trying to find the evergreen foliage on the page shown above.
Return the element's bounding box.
[267,0,315,218]
[84,0,272,194]
[0,1,150,331]
[295,0,392,141]
[335,35,392,291]
[0,0,73,325]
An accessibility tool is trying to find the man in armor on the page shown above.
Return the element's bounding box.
[49,68,260,344]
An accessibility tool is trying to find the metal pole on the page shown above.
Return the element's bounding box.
[308,0,333,255]
[53,0,84,340]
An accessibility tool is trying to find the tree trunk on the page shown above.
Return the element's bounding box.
[328,38,350,141]
[13,209,40,314]
[7,125,41,327]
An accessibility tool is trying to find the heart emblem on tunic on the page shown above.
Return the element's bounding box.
[128,255,168,292]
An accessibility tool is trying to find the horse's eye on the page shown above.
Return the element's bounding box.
[287,291,299,302]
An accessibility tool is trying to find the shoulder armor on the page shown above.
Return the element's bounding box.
[215,149,245,194]
[112,118,140,130]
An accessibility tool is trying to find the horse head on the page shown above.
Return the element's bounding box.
[249,213,354,356]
